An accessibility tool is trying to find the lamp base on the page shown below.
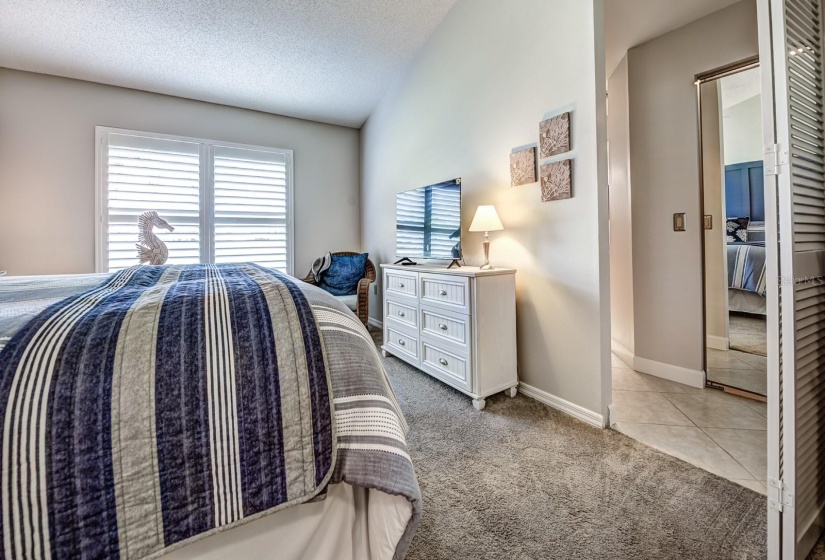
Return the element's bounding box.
[479,235,493,270]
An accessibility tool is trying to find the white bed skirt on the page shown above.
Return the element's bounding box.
[728,288,766,316]
[161,483,412,560]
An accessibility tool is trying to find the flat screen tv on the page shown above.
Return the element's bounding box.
[396,178,461,261]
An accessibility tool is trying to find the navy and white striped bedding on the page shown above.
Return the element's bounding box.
[0,264,420,560]
[727,243,767,296]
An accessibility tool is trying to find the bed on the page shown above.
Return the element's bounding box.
[727,226,767,316]
[0,264,421,560]
[725,161,768,316]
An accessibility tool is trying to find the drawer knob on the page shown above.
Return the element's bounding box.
[439,358,448,366]
[439,289,447,296]
[398,339,406,346]
[398,311,405,317]
[399,282,405,288]
[439,323,448,330]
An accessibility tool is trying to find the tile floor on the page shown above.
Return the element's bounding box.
[611,354,768,495]
[706,347,767,395]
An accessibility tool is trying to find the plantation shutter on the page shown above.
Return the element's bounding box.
[428,183,461,258]
[763,0,825,557]
[102,132,201,271]
[396,188,426,256]
[98,128,293,274]
[212,146,291,271]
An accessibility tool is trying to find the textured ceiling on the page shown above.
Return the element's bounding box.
[0,0,459,127]
[605,0,744,77]
[720,66,761,109]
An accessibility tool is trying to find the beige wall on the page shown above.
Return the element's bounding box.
[608,55,635,354]
[625,0,758,373]
[702,82,729,346]
[0,68,361,276]
[361,0,611,416]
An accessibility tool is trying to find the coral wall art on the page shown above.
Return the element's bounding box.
[540,159,572,201]
[509,147,537,186]
[539,112,570,158]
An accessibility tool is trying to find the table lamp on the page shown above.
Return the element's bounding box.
[468,205,504,270]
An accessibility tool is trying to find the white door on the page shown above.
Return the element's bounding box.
[760,0,825,558]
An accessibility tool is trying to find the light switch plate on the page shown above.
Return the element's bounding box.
[673,213,686,232]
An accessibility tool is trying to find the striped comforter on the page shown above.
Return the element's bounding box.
[0,265,420,560]
[727,243,767,296]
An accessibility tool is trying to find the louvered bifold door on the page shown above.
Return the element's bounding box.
[769,0,825,557]
[101,132,201,271]
[211,145,292,273]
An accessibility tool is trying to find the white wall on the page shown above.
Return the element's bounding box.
[361,0,610,417]
[723,94,763,165]
[0,68,361,276]
[608,55,635,355]
[625,0,758,373]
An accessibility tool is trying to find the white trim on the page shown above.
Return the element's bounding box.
[367,317,383,330]
[610,338,705,388]
[93,126,295,275]
[607,403,617,427]
[610,338,634,369]
[706,334,729,351]
[519,382,606,428]
[632,356,705,388]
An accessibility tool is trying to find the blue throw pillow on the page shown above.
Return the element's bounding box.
[318,253,368,296]
[726,217,750,243]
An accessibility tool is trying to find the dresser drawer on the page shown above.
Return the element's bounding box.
[420,274,469,313]
[421,340,469,390]
[385,326,419,363]
[386,298,418,330]
[384,270,418,299]
[420,306,469,350]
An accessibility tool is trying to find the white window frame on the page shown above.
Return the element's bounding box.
[94,126,294,275]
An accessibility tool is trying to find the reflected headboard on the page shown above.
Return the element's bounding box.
[725,160,765,221]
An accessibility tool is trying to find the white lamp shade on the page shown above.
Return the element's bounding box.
[468,205,504,232]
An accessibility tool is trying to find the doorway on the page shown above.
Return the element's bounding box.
[698,60,769,400]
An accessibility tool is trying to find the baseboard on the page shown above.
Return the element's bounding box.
[632,356,705,388]
[610,338,634,369]
[519,382,606,428]
[368,317,383,329]
[706,335,729,351]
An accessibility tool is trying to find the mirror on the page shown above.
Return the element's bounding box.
[700,66,767,397]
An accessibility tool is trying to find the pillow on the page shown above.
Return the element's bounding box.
[747,221,766,243]
[726,217,750,243]
[318,253,368,296]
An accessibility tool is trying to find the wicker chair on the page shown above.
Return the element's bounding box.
[302,252,376,327]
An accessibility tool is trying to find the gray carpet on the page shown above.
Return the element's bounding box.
[729,313,767,357]
[371,329,769,559]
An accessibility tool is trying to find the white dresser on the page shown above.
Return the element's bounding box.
[380,264,517,410]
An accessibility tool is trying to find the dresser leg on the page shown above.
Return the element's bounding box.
[505,386,518,398]
[381,349,389,358]
[472,398,486,411]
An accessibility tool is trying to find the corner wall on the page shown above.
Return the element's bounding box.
[608,55,635,356]
[361,0,610,418]
[624,0,758,374]
[0,68,361,276]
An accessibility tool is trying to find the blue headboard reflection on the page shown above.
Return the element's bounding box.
[725,160,765,221]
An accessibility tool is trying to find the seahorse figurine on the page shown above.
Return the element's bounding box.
[136,211,175,265]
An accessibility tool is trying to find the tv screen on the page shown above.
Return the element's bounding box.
[396,178,461,260]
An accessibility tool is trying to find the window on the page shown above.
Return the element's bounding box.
[95,127,293,274]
